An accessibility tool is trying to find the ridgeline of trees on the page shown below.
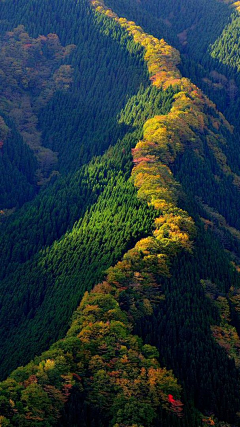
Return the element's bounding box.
[1,0,240,426]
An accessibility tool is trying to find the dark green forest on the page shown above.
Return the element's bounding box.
[2,0,240,426]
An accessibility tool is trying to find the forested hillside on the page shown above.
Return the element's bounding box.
[103,0,240,129]
[2,0,240,426]
[0,0,157,378]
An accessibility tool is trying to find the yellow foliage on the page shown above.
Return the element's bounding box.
[44,359,55,371]
[135,236,160,254]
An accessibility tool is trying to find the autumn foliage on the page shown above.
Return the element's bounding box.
[1,0,240,425]
[0,25,75,184]
[91,0,240,193]
[0,258,183,426]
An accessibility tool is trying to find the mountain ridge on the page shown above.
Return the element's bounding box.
[1,0,240,426]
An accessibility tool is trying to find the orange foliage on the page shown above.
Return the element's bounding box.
[90,0,238,191]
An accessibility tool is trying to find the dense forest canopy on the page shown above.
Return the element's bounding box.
[1,0,240,426]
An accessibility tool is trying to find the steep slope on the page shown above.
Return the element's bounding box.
[0,0,155,378]
[0,117,37,209]
[1,1,240,426]
[0,0,149,175]
[89,2,240,424]
[103,0,240,134]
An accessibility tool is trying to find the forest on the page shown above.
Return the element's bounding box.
[1,0,240,425]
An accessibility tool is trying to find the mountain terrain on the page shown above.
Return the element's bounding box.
[1,0,240,426]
